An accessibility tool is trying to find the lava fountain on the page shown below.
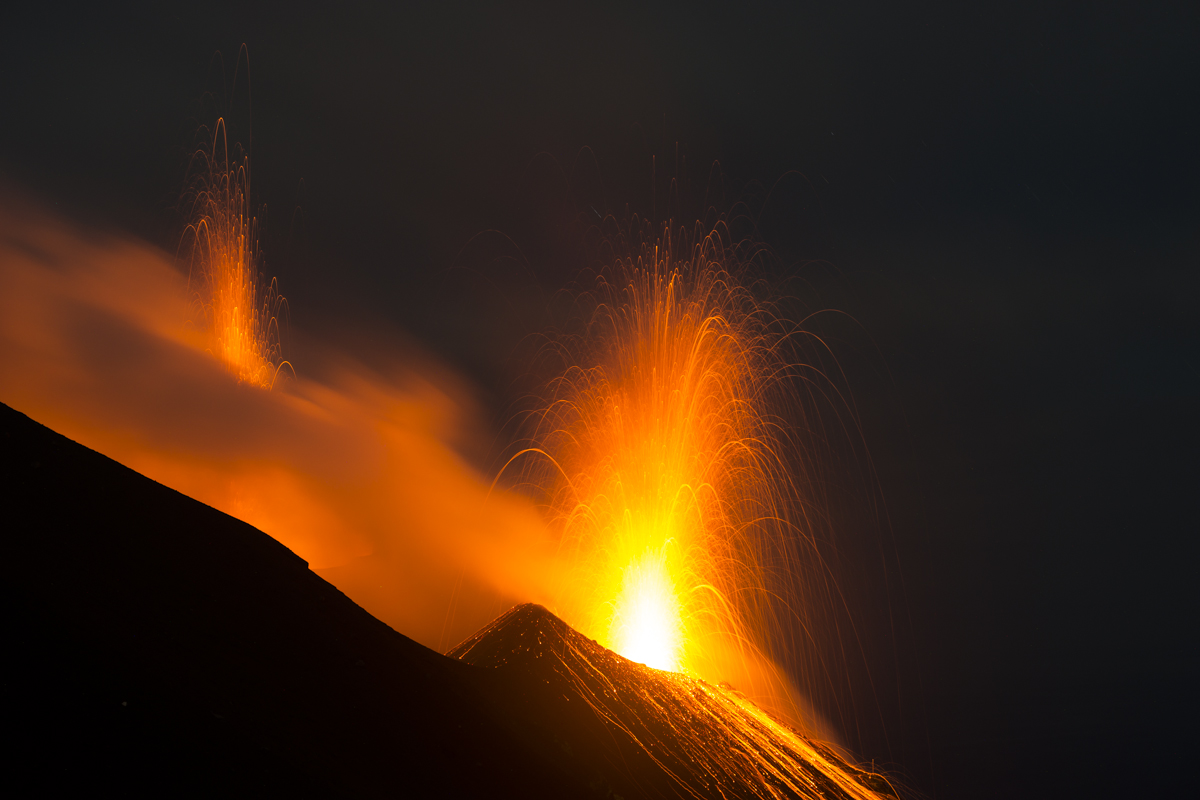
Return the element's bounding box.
[181,118,287,388]
[489,214,898,798]
[513,215,828,688]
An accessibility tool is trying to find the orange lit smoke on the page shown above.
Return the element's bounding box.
[511,217,843,737]
[0,191,560,649]
[181,119,286,388]
[0,188,850,746]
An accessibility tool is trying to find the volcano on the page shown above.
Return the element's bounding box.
[451,605,894,799]
[2,400,891,798]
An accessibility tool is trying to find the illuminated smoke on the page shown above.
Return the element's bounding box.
[0,187,865,754]
[0,190,557,650]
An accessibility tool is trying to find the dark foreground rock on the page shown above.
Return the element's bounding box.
[1,401,586,799]
[2,400,889,799]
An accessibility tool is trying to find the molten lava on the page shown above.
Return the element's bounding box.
[182,119,286,388]
[609,545,683,671]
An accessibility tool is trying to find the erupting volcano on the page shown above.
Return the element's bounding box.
[0,131,895,797]
[465,215,892,796]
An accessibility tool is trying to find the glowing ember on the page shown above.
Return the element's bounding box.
[182,118,286,388]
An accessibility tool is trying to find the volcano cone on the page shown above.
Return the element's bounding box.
[451,604,894,800]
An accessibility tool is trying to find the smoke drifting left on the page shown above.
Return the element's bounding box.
[0,189,560,650]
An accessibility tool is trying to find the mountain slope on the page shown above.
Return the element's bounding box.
[2,399,894,798]
[450,604,896,800]
[1,400,586,798]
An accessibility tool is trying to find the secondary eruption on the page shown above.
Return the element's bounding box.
[181,118,286,388]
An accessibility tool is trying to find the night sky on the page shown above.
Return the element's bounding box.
[3,2,1196,798]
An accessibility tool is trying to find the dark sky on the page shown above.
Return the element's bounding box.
[3,2,1197,798]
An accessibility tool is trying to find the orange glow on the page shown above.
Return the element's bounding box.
[609,545,683,671]
[0,188,881,789]
[182,119,286,388]
[515,218,810,693]
[0,192,559,652]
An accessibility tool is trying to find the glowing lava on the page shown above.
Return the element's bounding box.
[609,545,683,671]
[516,217,806,682]
[182,118,286,388]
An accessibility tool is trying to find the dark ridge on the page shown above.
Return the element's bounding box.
[448,602,610,668]
[2,399,890,799]
[450,604,894,800]
[0,401,587,799]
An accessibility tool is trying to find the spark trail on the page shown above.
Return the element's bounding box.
[182,118,286,388]
[515,215,830,688]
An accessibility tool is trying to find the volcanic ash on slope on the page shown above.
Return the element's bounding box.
[450,604,896,800]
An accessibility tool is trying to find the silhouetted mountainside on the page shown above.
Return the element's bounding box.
[2,400,889,798]
[1,401,586,799]
[451,604,894,800]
